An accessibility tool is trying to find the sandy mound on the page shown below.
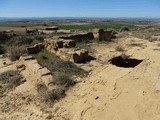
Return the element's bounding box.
[1,36,160,120]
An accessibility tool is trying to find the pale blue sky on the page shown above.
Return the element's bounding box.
[0,0,160,18]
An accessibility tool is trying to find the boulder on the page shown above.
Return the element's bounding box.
[73,49,92,63]
[103,30,114,40]
[63,40,76,48]
[26,46,40,54]
[92,29,104,41]
[34,43,44,50]
[54,40,64,50]
[26,43,44,54]
[19,55,33,60]
[93,29,116,41]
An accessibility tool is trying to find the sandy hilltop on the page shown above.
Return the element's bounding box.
[0,21,160,120]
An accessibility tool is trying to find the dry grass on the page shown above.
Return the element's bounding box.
[32,49,87,77]
[0,70,23,96]
[115,46,125,52]
[6,45,27,61]
[36,82,66,103]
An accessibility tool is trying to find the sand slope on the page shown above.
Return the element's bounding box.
[1,36,160,120]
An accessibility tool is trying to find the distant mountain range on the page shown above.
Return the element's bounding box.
[0,17,160,22]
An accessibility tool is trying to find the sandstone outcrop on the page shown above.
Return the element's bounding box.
[19,56,54,88]
[92,29,116,41]
[26,43,44,54]
[60,32,94,42]
[73,49,95,63]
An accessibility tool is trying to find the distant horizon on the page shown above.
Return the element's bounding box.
[0,17,160,19]
[0,0,160,18]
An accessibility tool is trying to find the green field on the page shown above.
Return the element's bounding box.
[0,21,136,31]
[58,22,136,31]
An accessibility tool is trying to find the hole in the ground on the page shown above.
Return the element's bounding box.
[109,56,143,68]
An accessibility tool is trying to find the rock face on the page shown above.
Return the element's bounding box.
[93,29,104,41]
[26,43,44,54]
[63,40,76,48]
[73,49,95,63]
[20,56,54,88]
[44,38,76,50]
[92,29,116,41]
[60,32,94,42]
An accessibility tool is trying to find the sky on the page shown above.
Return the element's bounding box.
[0,0,160,18]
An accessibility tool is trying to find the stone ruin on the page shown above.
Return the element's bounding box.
[26,43,44,54]
[73,49,95,63]
[44,38,76,50]
[44,37,95,63]
[59,32,94,42]
[19,56,55,89]
[26,28,116,63]
[92,29,117,41]
[43,29,117,63]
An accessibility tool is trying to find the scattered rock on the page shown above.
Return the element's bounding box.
[19,55,33,60]
[26,43,44,54]
[95,96,99,100]
[63,39,76,48]
[73,49,95,63]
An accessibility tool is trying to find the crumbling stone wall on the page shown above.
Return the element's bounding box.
[26,43,44,54]
[92,29,116,41]
[19,56,54,88]
[44,38,76,51]
[60,32,94,42]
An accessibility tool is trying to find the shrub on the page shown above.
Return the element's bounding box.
[115,46,125,52]
[0,70,23,96]
[0,45,4,54]
[6,45,27,61]
[0,32,12,44]
[36,83,65,103]
[5,35,45,46]
[43,88,65,103]
[120,26,130,32]
[6,36,34,46]
[53,72,76,88]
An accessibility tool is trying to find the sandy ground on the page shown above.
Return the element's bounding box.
[1,35,160,120]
